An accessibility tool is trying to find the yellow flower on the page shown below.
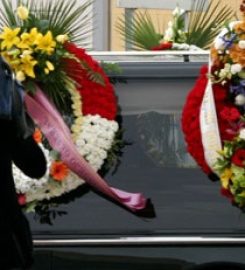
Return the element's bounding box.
[22,49,33,56]
[44,60,55,74]
[0,27,21,49]
[18,28,41,49]
[17,5,29,20]
[56,34,69,44]
[16,70,26,82]
[35,31,56,55]
[20,54,37,78]
[220,168,233,189]
[1,51,20,70]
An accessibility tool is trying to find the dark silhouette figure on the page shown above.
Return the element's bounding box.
[0,58,46,269]
[0,120,46,269]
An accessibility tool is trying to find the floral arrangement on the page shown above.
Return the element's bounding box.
[117,1,234,52]
[182,1,245,210]
[0,0,148,213]
[152,6,202,51]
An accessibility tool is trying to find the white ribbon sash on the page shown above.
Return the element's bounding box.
[200,78,222,171]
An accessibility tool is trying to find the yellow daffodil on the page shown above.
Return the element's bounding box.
[35,31,56,55]
[220,168,233,188]
[0,27,21,49]
[17,5,29,20]
[20,54,37,78]
[18,28,41,49]
[1,51,20,70]
[16,70,26,82]
[44,60,55,74]
[56,34,69,44]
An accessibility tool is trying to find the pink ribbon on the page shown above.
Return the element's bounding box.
[24,88,147,212]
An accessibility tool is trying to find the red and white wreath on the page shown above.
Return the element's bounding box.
[182,2,245,210]
[13,44,119,207]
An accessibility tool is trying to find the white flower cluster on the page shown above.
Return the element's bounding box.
[218,63,242,80]
[13,145,51,194]
[172,6,185,17]
[214,62,243,86]
[172,43,203,51]
[76,114,119,170]
[13,114,118,204]
[163,6,187,43]
[164,21,174,42]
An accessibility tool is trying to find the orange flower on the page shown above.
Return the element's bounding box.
[234,21,245,34]
[210,46,222,66]
[230,44,245,67]
[50,161,69,181]
[33,128,42,143]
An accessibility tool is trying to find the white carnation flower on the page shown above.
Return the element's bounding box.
[239,40,245,49]
[235,94,245,106]
[214,37,225,50]
[239,129,245,140]
[231,64,242,74]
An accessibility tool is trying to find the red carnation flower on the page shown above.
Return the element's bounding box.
[220,106,241,121]
[64,42,118,120]
[151,42,173,50]
[232,148,245,167]
[213,84,228,101]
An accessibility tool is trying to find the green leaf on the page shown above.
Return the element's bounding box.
[186,0,235,49]
[116,11,163,50]
[0,0,93,48]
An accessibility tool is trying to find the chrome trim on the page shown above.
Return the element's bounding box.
[34,237,245,247]
[89,51,209,56]
[88,51,209,63]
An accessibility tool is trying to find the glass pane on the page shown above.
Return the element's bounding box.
[28,59,245,237]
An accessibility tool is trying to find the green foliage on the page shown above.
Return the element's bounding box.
[0,0,93,47]
[0,0,99,110]
[117,0,235,50]
[100,62,122,75]
[172,11,186,43]
[186,0,235,49]
[117,11,163,50]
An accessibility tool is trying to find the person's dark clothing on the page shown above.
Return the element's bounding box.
[0,120,46,269]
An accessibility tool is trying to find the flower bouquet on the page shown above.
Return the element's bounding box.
[117,0,234,51]
[182,1,245,210]
[0,0,149,213]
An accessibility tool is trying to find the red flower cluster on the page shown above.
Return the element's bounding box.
[220,107,241,121]
[181,66,212,174]
[151,42,173,51]
[64,42,117,121]
[232,148,245,167]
